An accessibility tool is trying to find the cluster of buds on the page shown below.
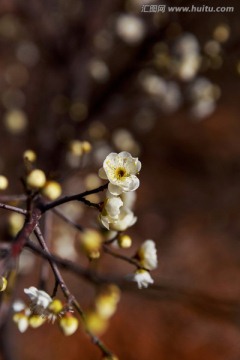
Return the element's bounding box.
[66,140,92,167]
[13,287,78,336]
[23,149,62,200]
[98,152,140,231]
[85,285,121,336]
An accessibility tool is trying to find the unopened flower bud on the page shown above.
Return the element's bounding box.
[23,150,37,162]
[69,140,83,156]
[8,213,25,236]
[81,141,92,153]
[0,175,8,190]
[28,315,46,328]
[48,299,63,314]
[42,181,62,200]
[117,234,132,248]
[85,311,108,336]
[26,169,46,189]
[13,313,29,333]
[79,229,103,257]
[0,277,7,291]
[59,313,79,336]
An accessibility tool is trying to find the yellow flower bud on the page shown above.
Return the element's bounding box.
[8,213,25,236]
[102,356,119,360]
[95,285,120,319]
[81,141,92,153]
[69,140,83,156]
[48,299,63,314]
[13,313,29,333]
[0,277,7,291]
[26,169,46,189]
[42,181,62,200]
[85,311,108,336]
[88,250,101,260]
[0,175,8,190]
[28,315,46,328]
[79,229,103,256]
[117,234,132,248]
[95,294,117,319]
[4,109,28,134]
[59,314,79,336]
[23,149,37,162]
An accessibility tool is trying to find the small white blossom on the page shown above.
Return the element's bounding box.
[137,240,158,270]
[24,286,52,309]
[133,270,154,289]
[99,152,141,195]
[99,194,123,229]
[110,207,137,231]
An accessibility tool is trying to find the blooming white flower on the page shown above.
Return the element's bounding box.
[109,207,137,231]
[24,286,52,309]
[133,269,154,289]
[137,240,158,270]
[99,194,123,230]
[99,152,141,195]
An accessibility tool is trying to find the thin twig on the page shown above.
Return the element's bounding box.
[103,244,146,270]
[52,208,84,232]
[41,183,108,212]
[0,203,27,215]
[32,227,114,357]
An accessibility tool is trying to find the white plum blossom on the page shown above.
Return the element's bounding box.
[133,270,154,289]
[99,194,123,229]
[137,240,158,270]
[120,190,137,210]
[99,152,141,195]
[109,207,137,231]
[24,286,52,309]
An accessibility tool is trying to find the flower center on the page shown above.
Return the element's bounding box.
[115,167,126,180]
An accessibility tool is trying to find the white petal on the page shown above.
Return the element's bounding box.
[18,317,29,333]
[98,167,108,180]
[108,183,123,195]
[105,197,123,218]
[121,176,139,192]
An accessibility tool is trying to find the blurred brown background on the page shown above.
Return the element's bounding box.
[0,0,240,359]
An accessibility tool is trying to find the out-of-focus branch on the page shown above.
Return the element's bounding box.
[0,203,27,215]
[33,225,114,357]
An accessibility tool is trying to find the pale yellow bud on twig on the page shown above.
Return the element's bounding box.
[0,277,7,292]
[59,314,79,336]
[0,175,8,190]
[85,311,108,336]
[81,141,92,153]
[42,181,62,200]
[8,213,25,236]
[117,234,132,248]
[23,149,37,162]
[26,169,46,189]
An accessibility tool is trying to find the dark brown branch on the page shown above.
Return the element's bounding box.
[11,208,41,258]
[102,244,147,270]
[41,183,108,212]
